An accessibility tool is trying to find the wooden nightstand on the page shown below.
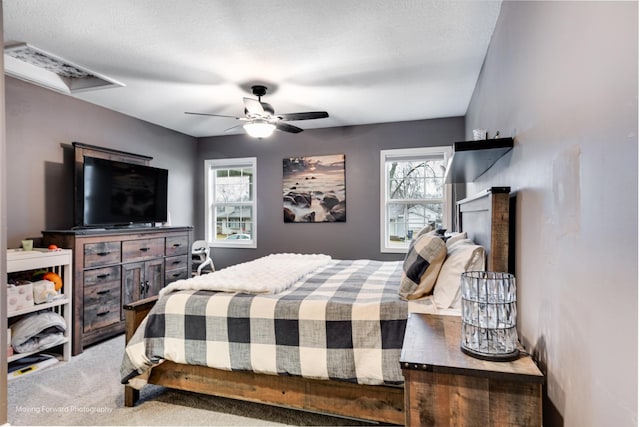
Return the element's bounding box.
[400,313,543,426]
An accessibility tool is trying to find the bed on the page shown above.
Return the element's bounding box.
[121,187,513,425]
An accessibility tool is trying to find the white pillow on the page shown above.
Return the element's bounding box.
[433,239,485,309]
[445,231,467,249]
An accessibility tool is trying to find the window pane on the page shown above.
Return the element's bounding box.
[214,204,253,239]
[387,159,445,200]
[387,202,443,243]
[214,168,252,203]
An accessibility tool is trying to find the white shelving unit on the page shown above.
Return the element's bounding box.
[7,248,73,362]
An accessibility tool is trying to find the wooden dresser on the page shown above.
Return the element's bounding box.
[400,313,543,426]
[42,226,192,355]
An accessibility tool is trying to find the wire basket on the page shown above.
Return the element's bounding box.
[460,271,519,361]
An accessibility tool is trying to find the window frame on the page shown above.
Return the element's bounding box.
[204,157,257,249]
[380,146,451,253]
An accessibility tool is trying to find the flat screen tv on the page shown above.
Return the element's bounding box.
[78,156,168,227]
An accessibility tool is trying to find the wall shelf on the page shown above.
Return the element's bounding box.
[444,137,514,184]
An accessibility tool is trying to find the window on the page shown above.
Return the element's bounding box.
[380,147,451,253]
[205,157,257,248]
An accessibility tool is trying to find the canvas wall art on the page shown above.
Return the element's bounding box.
[283,154,346,223]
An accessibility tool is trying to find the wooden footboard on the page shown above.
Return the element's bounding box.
[123,296,158,407]
[148,362,404,424]
[122,295,404,424]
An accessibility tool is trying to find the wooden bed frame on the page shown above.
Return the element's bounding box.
[123,186,513,425]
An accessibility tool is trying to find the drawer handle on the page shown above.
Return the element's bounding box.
[140,281,150,294]
[172,243,181,247]
[171,273,181,278]
[97,273,111,279]
[96,310,110,317]
[139,247,150,252]
[172,260,181,265]
[97,251,110,257]
[96,289,111,295]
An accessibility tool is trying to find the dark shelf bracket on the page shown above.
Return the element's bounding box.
[444,137,514,184]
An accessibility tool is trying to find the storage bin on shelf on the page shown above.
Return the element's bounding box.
[7,282,34,313]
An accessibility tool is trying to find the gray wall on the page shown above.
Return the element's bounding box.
[466,2,637,426]
[197,117,464,269]
[5,77,198,248]
[1,2,8,423]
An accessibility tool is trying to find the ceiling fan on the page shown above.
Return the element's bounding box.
[185,85,329,138]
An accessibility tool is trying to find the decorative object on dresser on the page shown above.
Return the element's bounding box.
[401,314,543,426]
[42,227,192,355]
[6,248,73,365]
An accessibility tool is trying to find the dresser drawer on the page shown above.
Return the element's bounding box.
[165,254,189,283]
[84,280,120,306]
[84,242,121,268]
[165,255,188,271]
[84,265,121,287]
[166,236,189,256]
[165,268,189,283]
[122,238,164,262]
[83,281,121,333]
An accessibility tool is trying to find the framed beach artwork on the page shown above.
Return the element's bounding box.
[283,154,346,223]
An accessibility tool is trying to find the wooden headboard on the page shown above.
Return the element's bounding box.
[456,187,514,273]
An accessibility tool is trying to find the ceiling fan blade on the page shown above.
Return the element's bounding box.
[243,97,265,115]
[275,122,304,134]
[277,111,329,121]
[185,111,240,119]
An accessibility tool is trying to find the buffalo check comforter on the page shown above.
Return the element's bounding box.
[121,258,408,387]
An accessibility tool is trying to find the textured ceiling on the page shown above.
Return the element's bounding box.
[4,1,502,137]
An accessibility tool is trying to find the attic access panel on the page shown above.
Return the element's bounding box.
[4,43,124,94]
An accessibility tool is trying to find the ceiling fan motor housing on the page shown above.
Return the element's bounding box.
[248,85,275,115]
[251,85,268,98]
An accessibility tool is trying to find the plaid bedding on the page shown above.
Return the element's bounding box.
[121,259,408,387]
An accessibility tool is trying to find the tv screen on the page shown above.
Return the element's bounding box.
[81,156,168,227]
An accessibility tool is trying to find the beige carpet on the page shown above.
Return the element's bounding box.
[7,335,378,426]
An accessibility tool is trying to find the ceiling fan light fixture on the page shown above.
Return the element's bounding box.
[243,121,276,138]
